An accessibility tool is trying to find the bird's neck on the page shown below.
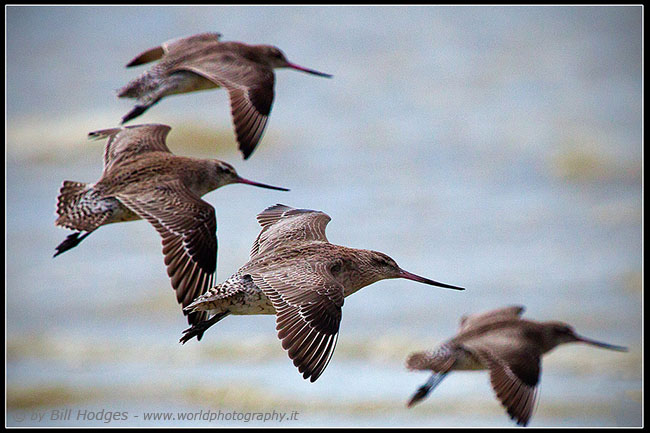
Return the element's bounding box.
[534,323,565,354]
[181,159,225,197]
[339,248,388,297]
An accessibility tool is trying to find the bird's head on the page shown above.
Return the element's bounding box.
[543,321,627,352]
[212,160,289,191]
[361,250,465,291]
[257,45,332,78]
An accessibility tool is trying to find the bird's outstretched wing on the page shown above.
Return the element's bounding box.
[117,180,217,329]
[249,204,331,259]
[88,124,172,172]
[458,305,526,332]
[125,32,223,67]
[171,53,274,159]
[245,258,344,382]
[463,330,540,426]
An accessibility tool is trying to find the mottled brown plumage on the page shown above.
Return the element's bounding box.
[117,32,332,159]
[54,124,288,333]
[405,305,628,426]
[183,204,464,382]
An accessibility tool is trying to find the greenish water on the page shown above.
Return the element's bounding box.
[6,5,642,427]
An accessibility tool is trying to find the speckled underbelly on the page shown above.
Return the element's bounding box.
[205,288,276,316]
[229,291,276,315]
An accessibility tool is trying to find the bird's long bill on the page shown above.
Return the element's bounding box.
[286,62,333,78]
[236,176,290,191]
[398,269,465,291]
[575,335,628,352]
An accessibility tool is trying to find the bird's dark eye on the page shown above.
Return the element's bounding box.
[373,257,389,267]
[219,164,234,174]
[330,262,342,273]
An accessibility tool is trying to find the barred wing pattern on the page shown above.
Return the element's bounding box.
[248,260,344,382]
[88,124,172,172]
[117,180,217,328]
[244,204,341,381]
[171,53,274,159]
[250,204,331,258]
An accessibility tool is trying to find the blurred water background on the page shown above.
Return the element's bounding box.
[6,5,642,427]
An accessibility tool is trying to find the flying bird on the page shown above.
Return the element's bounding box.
[182,204,464,381]
[54,124,288,333]
[117,32,332,159]
[405,305,628,426]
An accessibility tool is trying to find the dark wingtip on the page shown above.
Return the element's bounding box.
[240,146,255,160]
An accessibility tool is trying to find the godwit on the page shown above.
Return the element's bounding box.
[117,32,332,159]
[181,204,464,381]
[54,124,288,332]
[405,305,628,426]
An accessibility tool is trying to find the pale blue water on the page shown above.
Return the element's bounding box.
[6,5,642,427]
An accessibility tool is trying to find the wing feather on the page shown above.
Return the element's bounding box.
[459,305,526,332]
[117,180,217,326]
[172,55,274,159]
[247,260,343,382]
[463,330,541,427]
[250,204,331,259]
[89,124,172,172]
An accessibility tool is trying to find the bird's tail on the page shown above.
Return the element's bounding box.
[55,181,110,232]
[55,181,93,229]
[54,180,99,257]
[407,372,448,408]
